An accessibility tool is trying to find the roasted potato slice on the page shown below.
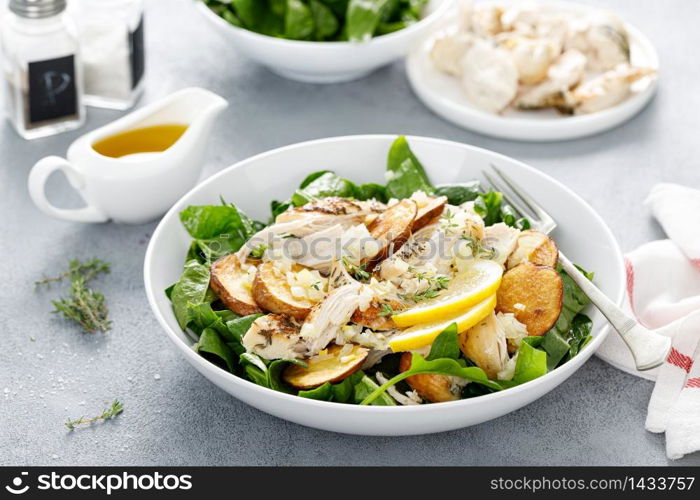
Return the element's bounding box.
[399,353,458,403]
[283,344,369,389]
[252,261,317,321]
[241,314,304,360]
[366,199,417,268]
[506,230,559,269]
[210,254,262,316]
[496,262,563,336]
[459,312,508,379]
[412,196,447,232]
[351,299,402,331]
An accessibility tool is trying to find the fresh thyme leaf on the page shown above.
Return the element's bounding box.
[250,244,268,259]
[402,272,450,302]
[65,399,123,430]
[378,303,395,317]
[460,235,496,260]
[52,276,111,333]
[342,257,371,282]
[35,258,110,288]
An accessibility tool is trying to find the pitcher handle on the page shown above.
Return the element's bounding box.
[28,156,109,223]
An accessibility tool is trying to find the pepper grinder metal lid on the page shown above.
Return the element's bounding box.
[9,0,67,18]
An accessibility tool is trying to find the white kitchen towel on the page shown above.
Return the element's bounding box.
[596,183,700,459]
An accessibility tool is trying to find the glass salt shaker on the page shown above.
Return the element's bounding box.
[1,0,85,139]
[72,0,145,110]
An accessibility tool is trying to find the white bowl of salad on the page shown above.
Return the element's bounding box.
[196,0,454,83]
[144,135,625,435]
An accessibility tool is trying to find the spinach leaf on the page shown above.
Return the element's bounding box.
[221,8,244,27]
[239,355,304,392]
[170,260,211,329]
[310,0,339,39]
[474,191,504,226]
[230,0,284,36]
[354,375,396,405]
[522,336,544,348]
[385,135,433,199]
[547,264,594,361]
[267,359,297,393]
[332,371,364,402]
[291,171,358,206]
[179,202,257,243]
[188,302,231,337]
[434,181,481,205]
[566,314,593,361]
[195,328,236,372]
[225,314,263,344]
[270,0,287,16]
[186,235,241,265]
[355,182,388,202]
[270,199,292,221]
[299,382,334,400]
[512,341,547,384]
[346,0,391,42]
[229,0,266,27]
[541,329,570,371]
[285,0,314,39]
[426,323,459,361]
[240,352,268,372]
[244,364,269,386]
[473,191,530,229]
[360,353,501,405]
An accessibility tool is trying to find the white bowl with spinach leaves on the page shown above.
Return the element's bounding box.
[144,135,624,435]
[196,0,454,83]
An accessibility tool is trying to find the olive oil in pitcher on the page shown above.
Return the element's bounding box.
[91,124,187,159]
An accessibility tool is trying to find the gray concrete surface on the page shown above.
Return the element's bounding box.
[1,0,699,466]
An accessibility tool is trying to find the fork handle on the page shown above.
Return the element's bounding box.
[558,252,671,371]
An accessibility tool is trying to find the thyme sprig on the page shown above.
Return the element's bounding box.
[65,399,123,431]
[35,258,110,288]
[37,258,112,333]
[52,277,111,333]
[460,235,497,260]
[342,257,371,282]
[378,303,396,317]
[400,268,451,302]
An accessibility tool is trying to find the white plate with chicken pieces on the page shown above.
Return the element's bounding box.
[407,0,659,141]
[144,135,625,435]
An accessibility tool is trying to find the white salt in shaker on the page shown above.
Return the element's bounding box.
[72,0,145,110]
[1,0,85,139]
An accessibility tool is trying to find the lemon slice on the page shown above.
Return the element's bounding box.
[392,259,503,327]
[388,295,497,352]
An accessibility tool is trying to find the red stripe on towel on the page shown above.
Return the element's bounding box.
[667,348,693,373]
[686,377,700,388]
[691,259,700,271]
[625,258,636,311]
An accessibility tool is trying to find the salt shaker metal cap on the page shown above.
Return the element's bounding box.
[9,0,67,18]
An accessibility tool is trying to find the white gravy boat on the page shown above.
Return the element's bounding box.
[28,87,228,224]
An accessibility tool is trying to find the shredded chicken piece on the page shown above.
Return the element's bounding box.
[461,41,519,113]
[516,49,587,110]
[299,282,363,356]
[483,223,520,266]
[375,372,423,405]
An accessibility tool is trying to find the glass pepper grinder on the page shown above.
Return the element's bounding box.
[1,0,85,139]
[72,0,145,110]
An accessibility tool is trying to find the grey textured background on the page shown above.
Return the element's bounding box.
[1,0,699,466]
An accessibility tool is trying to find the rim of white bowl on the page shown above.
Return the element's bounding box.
[144,134,626,413]
[195,0,455,48]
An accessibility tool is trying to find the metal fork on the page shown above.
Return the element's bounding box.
[483,165,672,371]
